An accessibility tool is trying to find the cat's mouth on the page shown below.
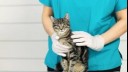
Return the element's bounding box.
[57,30,71,38]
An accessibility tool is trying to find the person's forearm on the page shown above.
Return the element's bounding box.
[41,6,54,37]
[101,19,127,45]
[42,15,54,37]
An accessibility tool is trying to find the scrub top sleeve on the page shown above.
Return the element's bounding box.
[114,0,127,12]
[39,0,52,7]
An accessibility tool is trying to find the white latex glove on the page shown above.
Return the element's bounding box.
[71,31,105,51]
[51,33,70,57]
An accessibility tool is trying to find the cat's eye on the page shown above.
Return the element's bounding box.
[54,26,59,29]
[65,25,69,28]
[67,26,69,27]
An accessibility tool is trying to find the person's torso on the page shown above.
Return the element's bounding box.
[45,0,122,71]
[51,0,117,35]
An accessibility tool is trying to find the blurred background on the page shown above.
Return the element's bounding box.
[0,0,127,72]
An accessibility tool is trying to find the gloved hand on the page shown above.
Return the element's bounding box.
[71,31,105,51]
[51,33,70,57]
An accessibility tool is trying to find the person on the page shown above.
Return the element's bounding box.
[39,0,127,72]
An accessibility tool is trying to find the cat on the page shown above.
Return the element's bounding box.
[51,14,88,72]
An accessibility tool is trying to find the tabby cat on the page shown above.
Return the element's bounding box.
[51,14,88,72]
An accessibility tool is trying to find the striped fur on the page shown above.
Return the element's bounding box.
[51,14,88,72]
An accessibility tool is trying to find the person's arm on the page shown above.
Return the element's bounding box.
[101,9,127,44]
[71,9,127,51]
[42,6,54,36]
[41,6,70,56]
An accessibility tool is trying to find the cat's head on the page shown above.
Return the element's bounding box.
[51,14,70,38]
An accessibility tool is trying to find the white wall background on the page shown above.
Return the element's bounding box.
[0,0,127,72]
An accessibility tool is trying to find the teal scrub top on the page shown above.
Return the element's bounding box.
[39,0,127,71]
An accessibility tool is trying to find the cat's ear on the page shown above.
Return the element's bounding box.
[65,13,69,20]
[51,16,55,22]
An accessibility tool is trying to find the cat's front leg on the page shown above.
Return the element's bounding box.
[61,59,69,72]
[68,60,77,72]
